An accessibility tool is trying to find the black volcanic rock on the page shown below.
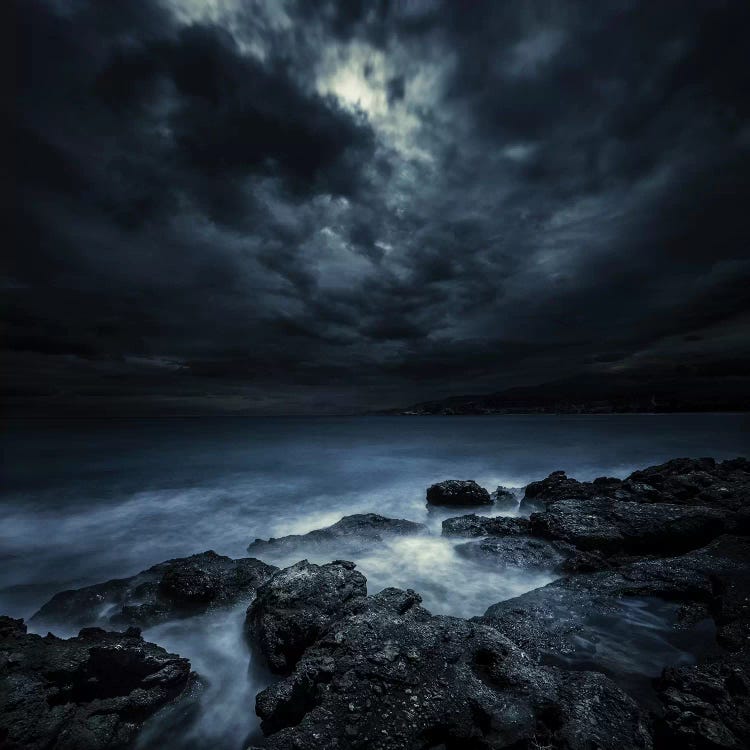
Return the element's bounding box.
[530,498,728,556]
[626,456,750,511]
[650,533,750,748]
[448,483,731,566]
[455,536,574,571]
[252,587,653,750]
[246,559,367,675]
[442,514,532,538]
[0,617,194,750]
[247,513,427,559]
[520,470,617,512]
[558,548,615,573]
[32,551,277,629]
[520,457,750,514]
[654,649,750,749]
[15,456,749,750]
[426,479,492,506]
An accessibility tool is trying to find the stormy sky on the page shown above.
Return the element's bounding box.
[7,0,750,414]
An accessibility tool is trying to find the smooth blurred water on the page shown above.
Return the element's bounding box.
[1,414,747,748]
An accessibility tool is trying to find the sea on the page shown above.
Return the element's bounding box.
[1,413,747,747]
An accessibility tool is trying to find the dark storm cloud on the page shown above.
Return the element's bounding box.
[5,0,750,414]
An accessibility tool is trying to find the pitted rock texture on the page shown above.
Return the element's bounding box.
[455,536,574,571]
[0,616,193,750]
[520,457,750,513]
[426,480,492,507]
[654,650,750,749]
[627,457,750,511]
[442,515,531,538]
[252,587,653,750]
[529,498,728,556]
[480,536,750,666]
[521,470,615,511]
[476,534,750,750]
[32,551,277,629]
[246,559,367,675]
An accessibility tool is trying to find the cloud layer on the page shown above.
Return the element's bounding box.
[6,0,750,414]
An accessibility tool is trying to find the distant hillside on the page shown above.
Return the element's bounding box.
[376,372,750,415]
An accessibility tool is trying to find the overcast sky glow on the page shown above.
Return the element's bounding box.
[7,0,750,414]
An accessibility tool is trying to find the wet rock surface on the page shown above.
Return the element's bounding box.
[247,530,748,749]
[31,551,277,629]
[442,514,531,538]
[653,650,750,749]
[521,469,613,511]
[627,457,750,511]
[455,536,574,571]
[0,616,194,750]
[11,455,749,749]
[244,458,749,749]
[426,479,492,507]
[247,513,427,559]
[441,458,748,580]
[530,499,728,556]
[651,534,750,748]
[252,587,653,750]
[520,457,750,514]
[246,559,367,675]
[479,535,750,701]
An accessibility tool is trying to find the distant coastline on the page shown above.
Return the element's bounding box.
[373,372,750,415]
[372,408,750,417]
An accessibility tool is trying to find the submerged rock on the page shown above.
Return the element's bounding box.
[442,514,531,538]
[480,535,750,674]
[247,513,427,559]
[426,479,492,507]
[32,551,277,629]
[252,586,653,750]
[246,559,367,675]
[0,616,194,750]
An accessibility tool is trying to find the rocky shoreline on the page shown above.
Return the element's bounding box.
[2,457,748,749]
